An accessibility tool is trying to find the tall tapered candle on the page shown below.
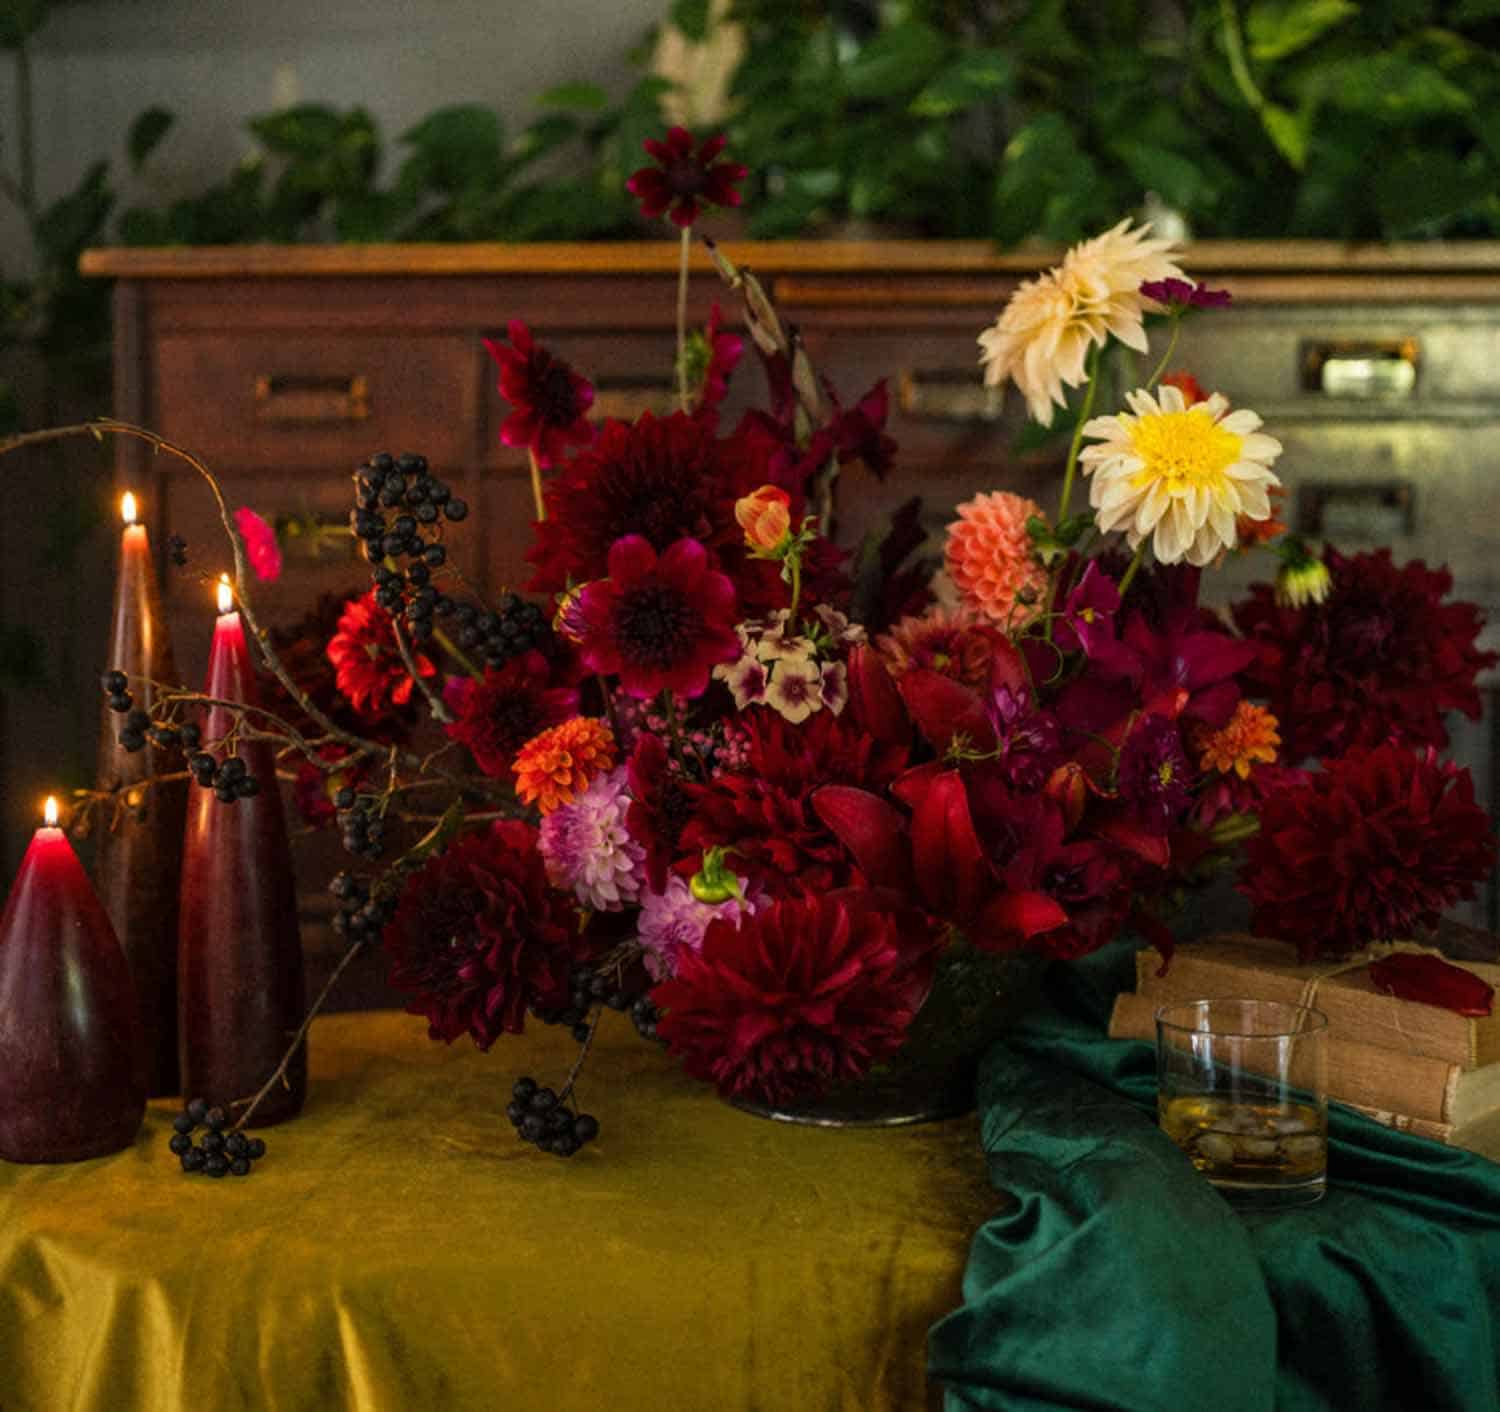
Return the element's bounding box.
[178,576,306,1125]
[96,490,187,1097]
[0,797,145,1163]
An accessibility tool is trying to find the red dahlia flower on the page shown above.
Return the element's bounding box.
[683,706,909,898]
[627,126,747,228]
[442,651,580,778]
[1240,744,1496,959]
[483,320,595,469]
[526,411,736,593]
[384,820,586,1048]
[1233,548,1496,761]
[653,892,937,1104]
[326,591,436,716]
[577,536,740,699]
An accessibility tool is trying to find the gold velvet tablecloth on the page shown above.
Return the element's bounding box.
[0,1010,1002,1412]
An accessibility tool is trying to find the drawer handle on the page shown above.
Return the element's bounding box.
[1301,339,1418,398]
[254,374,370,423]
[590,376,677,422]
[897,368,1005,423]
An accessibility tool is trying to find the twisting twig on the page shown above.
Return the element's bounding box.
[229,941,368,1131]
[391,617,452,724]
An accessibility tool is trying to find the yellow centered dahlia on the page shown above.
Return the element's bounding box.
[978,219,1185,425]
[943,491,1049,629]
[1079,384,1282,566]
[1195,701,1281,780]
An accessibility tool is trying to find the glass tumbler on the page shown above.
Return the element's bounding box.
[1155,998,1329,1209]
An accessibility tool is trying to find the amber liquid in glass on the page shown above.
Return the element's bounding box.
[1159,1095,1326,1193]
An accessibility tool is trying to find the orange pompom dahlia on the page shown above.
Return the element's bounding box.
[1195,701,1281,780]
[512,716,617,815]
[943,491,1049,628]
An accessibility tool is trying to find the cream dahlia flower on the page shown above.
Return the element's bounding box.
[1079,384,1283,567]
[978,220,1185,425]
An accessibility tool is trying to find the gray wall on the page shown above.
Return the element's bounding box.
[1,0,666,268]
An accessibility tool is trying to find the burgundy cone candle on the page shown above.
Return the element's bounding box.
[96,490,187,1097]
[178,575,306,1125]
[0,797,146,1163]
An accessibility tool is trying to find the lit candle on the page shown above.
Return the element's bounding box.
[96,490,186,1098]
[0,798,146,1163]
[178,575,306,1125]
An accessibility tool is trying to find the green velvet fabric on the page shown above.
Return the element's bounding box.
[929,942,1500,1412]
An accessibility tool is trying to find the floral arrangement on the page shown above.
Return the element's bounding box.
[22,128,1496,1165]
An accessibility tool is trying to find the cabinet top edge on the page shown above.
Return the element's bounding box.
[79,239,1500,281]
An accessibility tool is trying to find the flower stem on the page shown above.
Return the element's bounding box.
[1117,539,1150,598]
[675,225,692,412]
[433,625,482,681]
[230,939,367,1132]
[1146,315,1183,391]
[787,551,803,623]
[1057,344,1102,524]
[527,448,547,522]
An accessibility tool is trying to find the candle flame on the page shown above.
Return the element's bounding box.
[43,796,58,827]
[120,491,138,526]
[216,574,234,615]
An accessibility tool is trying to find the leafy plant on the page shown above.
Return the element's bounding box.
[718,0,1500,243]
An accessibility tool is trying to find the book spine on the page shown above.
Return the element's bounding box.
[1135,946,1479,1069]
[1109,993,1464,1123]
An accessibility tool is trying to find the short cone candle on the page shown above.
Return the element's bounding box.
[178,577,306,1125]
[95,491,187,1097]
[0,798,146,1163]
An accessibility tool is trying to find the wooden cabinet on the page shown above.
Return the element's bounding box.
[77,239,1500,979]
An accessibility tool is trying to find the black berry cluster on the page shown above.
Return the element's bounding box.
[533,965,636,1042]
[166,534,188,567]
[336,791,386,859]
[630,995,661,1044]
[349,452,466,648]
[506,1077,600,1159]
[168,1098,267,1177]
[329,870,395,946]
[101,672,201,758]
[188,750,260,803]
[450,592,553,671]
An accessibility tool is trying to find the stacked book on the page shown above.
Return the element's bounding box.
[1109,933,1500,1158]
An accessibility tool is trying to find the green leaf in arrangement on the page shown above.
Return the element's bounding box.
[128,107,174,173]
[991,113,1083,246]
[1308,53,1472,118]
[668,0,711,43]
[536,82,611,111]
[1112,140,1215,211]
[249,105,349,159]
[1373,148,1487,234]
[1259,102,1309,168]
[34,162,113,269]
[909,48,1013,118]
[1245,0,1358,62]
[400,105,504,195]
[842,21,950,100]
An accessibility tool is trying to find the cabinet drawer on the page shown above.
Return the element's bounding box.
[154,333,480,471]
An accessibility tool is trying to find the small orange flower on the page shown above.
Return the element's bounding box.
[512,716,617,814]
[735,485,792,553]
[1195,702,1281,780]
[1237,484,1287,549]
[1160,370,1207,405]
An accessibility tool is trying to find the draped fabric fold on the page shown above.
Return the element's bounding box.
[930,944,1500,1412]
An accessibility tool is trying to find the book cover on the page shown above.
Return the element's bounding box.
[1135,935,1500,1069]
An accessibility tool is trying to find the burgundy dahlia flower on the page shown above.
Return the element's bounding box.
[1233,547,1497,761]
[653,893,937,1104]
[484,319,595,469]
[626,126,747,228]
[384,820,585,1048]
[1239,743,1496,959]
[576,535,741,699]
[442,650,580,778]
[326,591,436,716]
